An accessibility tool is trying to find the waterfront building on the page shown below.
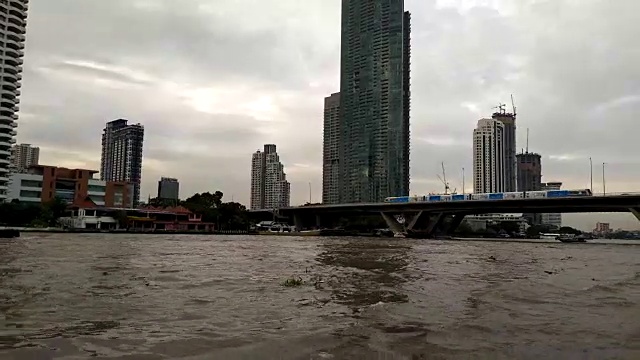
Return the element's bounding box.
[10,143,39,173]
[0,0,29,201]
[337,0,411,203]
[7,165,133,207]
[100,119,144,206]
[473,118,506,194]
[322,92,340,204]
[250,144,290,210]
[60,205,214,231]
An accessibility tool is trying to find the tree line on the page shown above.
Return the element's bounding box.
[0,197,68,227]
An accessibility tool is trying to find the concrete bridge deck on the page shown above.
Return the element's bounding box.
[249,195,640,237]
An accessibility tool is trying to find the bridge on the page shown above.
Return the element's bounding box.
[249,194,640,237]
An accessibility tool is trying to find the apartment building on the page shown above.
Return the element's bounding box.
[473,118,506,194]
[0,0,29,200]
[10,143,39,172]
[100,119,144,206]
[7,165,133,208]
[250,144,290,210]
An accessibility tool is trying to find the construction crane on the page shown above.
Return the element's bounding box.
[436,162,455,195]
[493,103,506,114]
[511,94,517,116]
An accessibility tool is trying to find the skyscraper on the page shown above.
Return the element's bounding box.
[250,144,290,210]
[516,151,542,225]
[473,118,506,194]
[492,109,516,192]
[337,0,411,203]
[322,92,340,204]
[100,119,144,206]
[11,143,39,173]
[157,177,179,203]
[516,152,542,192]
[0,0,29,201]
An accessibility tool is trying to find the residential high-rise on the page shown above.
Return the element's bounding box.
[473,118,506,194]
[322,92,340,204]
[492,109,516,192]
[11,143,39,173]
[157,177,179,203]
[250,144,290,210]
[0,0,29,201]
[337,0,411,203]
[516,152,542,192]
[541,182,563,229]
[100,119,144,206]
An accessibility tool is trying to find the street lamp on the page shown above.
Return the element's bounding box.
[589,157,593,192]
[602,162,606,196]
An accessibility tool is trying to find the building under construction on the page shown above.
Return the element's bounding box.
[491,103,517,192]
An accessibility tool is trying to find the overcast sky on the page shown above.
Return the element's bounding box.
[16,0,640,230]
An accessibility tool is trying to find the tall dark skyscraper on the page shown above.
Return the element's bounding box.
[336,0,411,203]
[516,151,542,225]
[516,152,542,192]
[322,92,340,204]
[100,119,144,206]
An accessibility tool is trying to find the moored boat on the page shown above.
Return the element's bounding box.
[0,229,20,238]
[556,234,587,243]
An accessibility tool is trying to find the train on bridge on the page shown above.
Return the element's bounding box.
[384,189,593,203]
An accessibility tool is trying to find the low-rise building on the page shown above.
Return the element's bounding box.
[7,165,133,207]
[60,205,214,232]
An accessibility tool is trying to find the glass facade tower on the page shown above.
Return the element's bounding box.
[337,0,411,203]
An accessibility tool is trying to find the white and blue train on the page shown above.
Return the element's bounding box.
[384,189,593,203]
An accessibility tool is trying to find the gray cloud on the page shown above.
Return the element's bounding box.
[16,0,640,230]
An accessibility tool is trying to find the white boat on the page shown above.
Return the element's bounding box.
[540,233,560,240]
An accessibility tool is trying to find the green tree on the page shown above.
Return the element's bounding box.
[218,202,250,230]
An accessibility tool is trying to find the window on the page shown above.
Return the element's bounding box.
[20,179,42,188]
[19,190,41,198]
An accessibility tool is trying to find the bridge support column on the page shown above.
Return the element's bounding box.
[629,208,640,222]
[425,213,445,237]
[446,214,466,235]
[293,213,304,232]
[380,212,405,236]
[406,211,428,231]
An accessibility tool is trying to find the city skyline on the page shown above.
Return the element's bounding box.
[11,0,640,230]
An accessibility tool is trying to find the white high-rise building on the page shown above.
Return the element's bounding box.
[250,144,290,210]
[473,118,506,194]
[0,0,29,201]
[10,143,38,173]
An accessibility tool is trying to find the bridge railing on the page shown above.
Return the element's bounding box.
[591,192,640,197]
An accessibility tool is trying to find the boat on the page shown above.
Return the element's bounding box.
[0,229,20,238]
[556,234,587,243]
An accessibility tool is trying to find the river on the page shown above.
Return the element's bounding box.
[1,234,639,359]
